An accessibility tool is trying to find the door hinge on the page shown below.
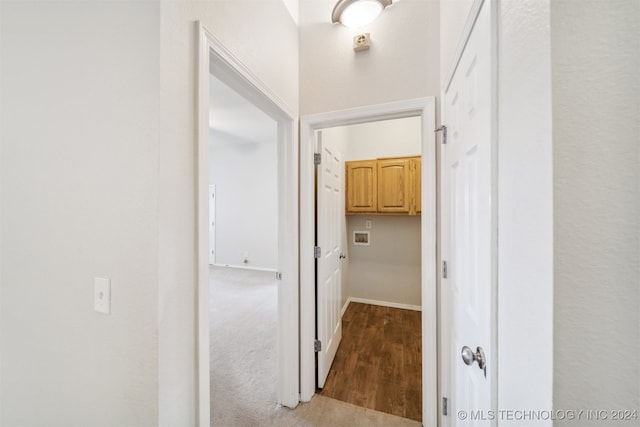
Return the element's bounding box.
[435,125,447,144]
[275,272,282,280]
[442,397,448,416]
[314,246,321,258]
[442,260,448,279]
[314,153,321,165]
[314,339,322,352]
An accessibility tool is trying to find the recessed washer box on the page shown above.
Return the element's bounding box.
[353,231,370,246]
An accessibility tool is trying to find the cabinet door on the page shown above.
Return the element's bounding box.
[346,160,377,213]
[377,158,411,213]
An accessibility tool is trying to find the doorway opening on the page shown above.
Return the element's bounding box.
[300,97,437,427]
[314,117,424,422]
[197,24,299,427]
[207,73,280,421]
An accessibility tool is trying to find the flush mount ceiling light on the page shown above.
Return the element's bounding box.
[332,0,392,29]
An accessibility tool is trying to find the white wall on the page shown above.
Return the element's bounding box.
[440,0,475,82]
[1,1,160,425]
[159,1,298,424]
[299,0,440,115]
[346,117,424,160]
[552,0,640,421]
[497,0,554,422]
[209,128,278,270]
[281,0,299,25]
[347,216,422,306]
[322,117,423,308]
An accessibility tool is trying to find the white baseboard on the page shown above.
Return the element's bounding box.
[211,263,277,273]
[342,297,422,314]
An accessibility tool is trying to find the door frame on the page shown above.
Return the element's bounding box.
[208,184,216,265]
[196,22,299,427]
[300,97,437,426]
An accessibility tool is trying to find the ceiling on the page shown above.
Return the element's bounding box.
[209,74,277,146]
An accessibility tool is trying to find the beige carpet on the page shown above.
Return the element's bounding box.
[209,266,421,427]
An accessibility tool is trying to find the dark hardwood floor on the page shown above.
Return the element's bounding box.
[318,302,422,422]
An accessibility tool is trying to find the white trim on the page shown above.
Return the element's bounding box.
[197,22,299,427]
[212,263,278,273]
[346,297,422,312]
[443,0,485,92]
[341,299,350,317]
[300,97,437,427]
[196,25,210,427]
[489,0,500,418]
[204,29,295,119]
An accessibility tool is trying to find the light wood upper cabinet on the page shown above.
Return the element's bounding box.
[346,156,421,215]
[377,158,411,213]
[346,160,377,213]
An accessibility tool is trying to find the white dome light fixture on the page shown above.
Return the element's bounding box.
[332,0,392,29]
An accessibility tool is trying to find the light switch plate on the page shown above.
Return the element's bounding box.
[94,277,111,314]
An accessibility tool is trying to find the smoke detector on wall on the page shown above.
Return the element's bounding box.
[353,33,371,52]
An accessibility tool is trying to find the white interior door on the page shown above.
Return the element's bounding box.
[316,133,343,388]
[441,1,495,425]
[209,184,216,265]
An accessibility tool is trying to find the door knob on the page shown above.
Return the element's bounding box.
[461,345,487,378]
[339,252,346,259]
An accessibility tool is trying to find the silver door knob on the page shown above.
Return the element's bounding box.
[339,252,346,259]
[461,345,487,377]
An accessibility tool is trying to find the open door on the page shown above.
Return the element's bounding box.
[316,132,344,388]
[441,1,496,425]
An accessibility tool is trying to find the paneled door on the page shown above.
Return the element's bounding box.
[316,134,343,388]
[441,1,496,425]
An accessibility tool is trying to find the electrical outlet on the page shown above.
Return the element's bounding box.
[365,220,372,229]
[353,33,371,52]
